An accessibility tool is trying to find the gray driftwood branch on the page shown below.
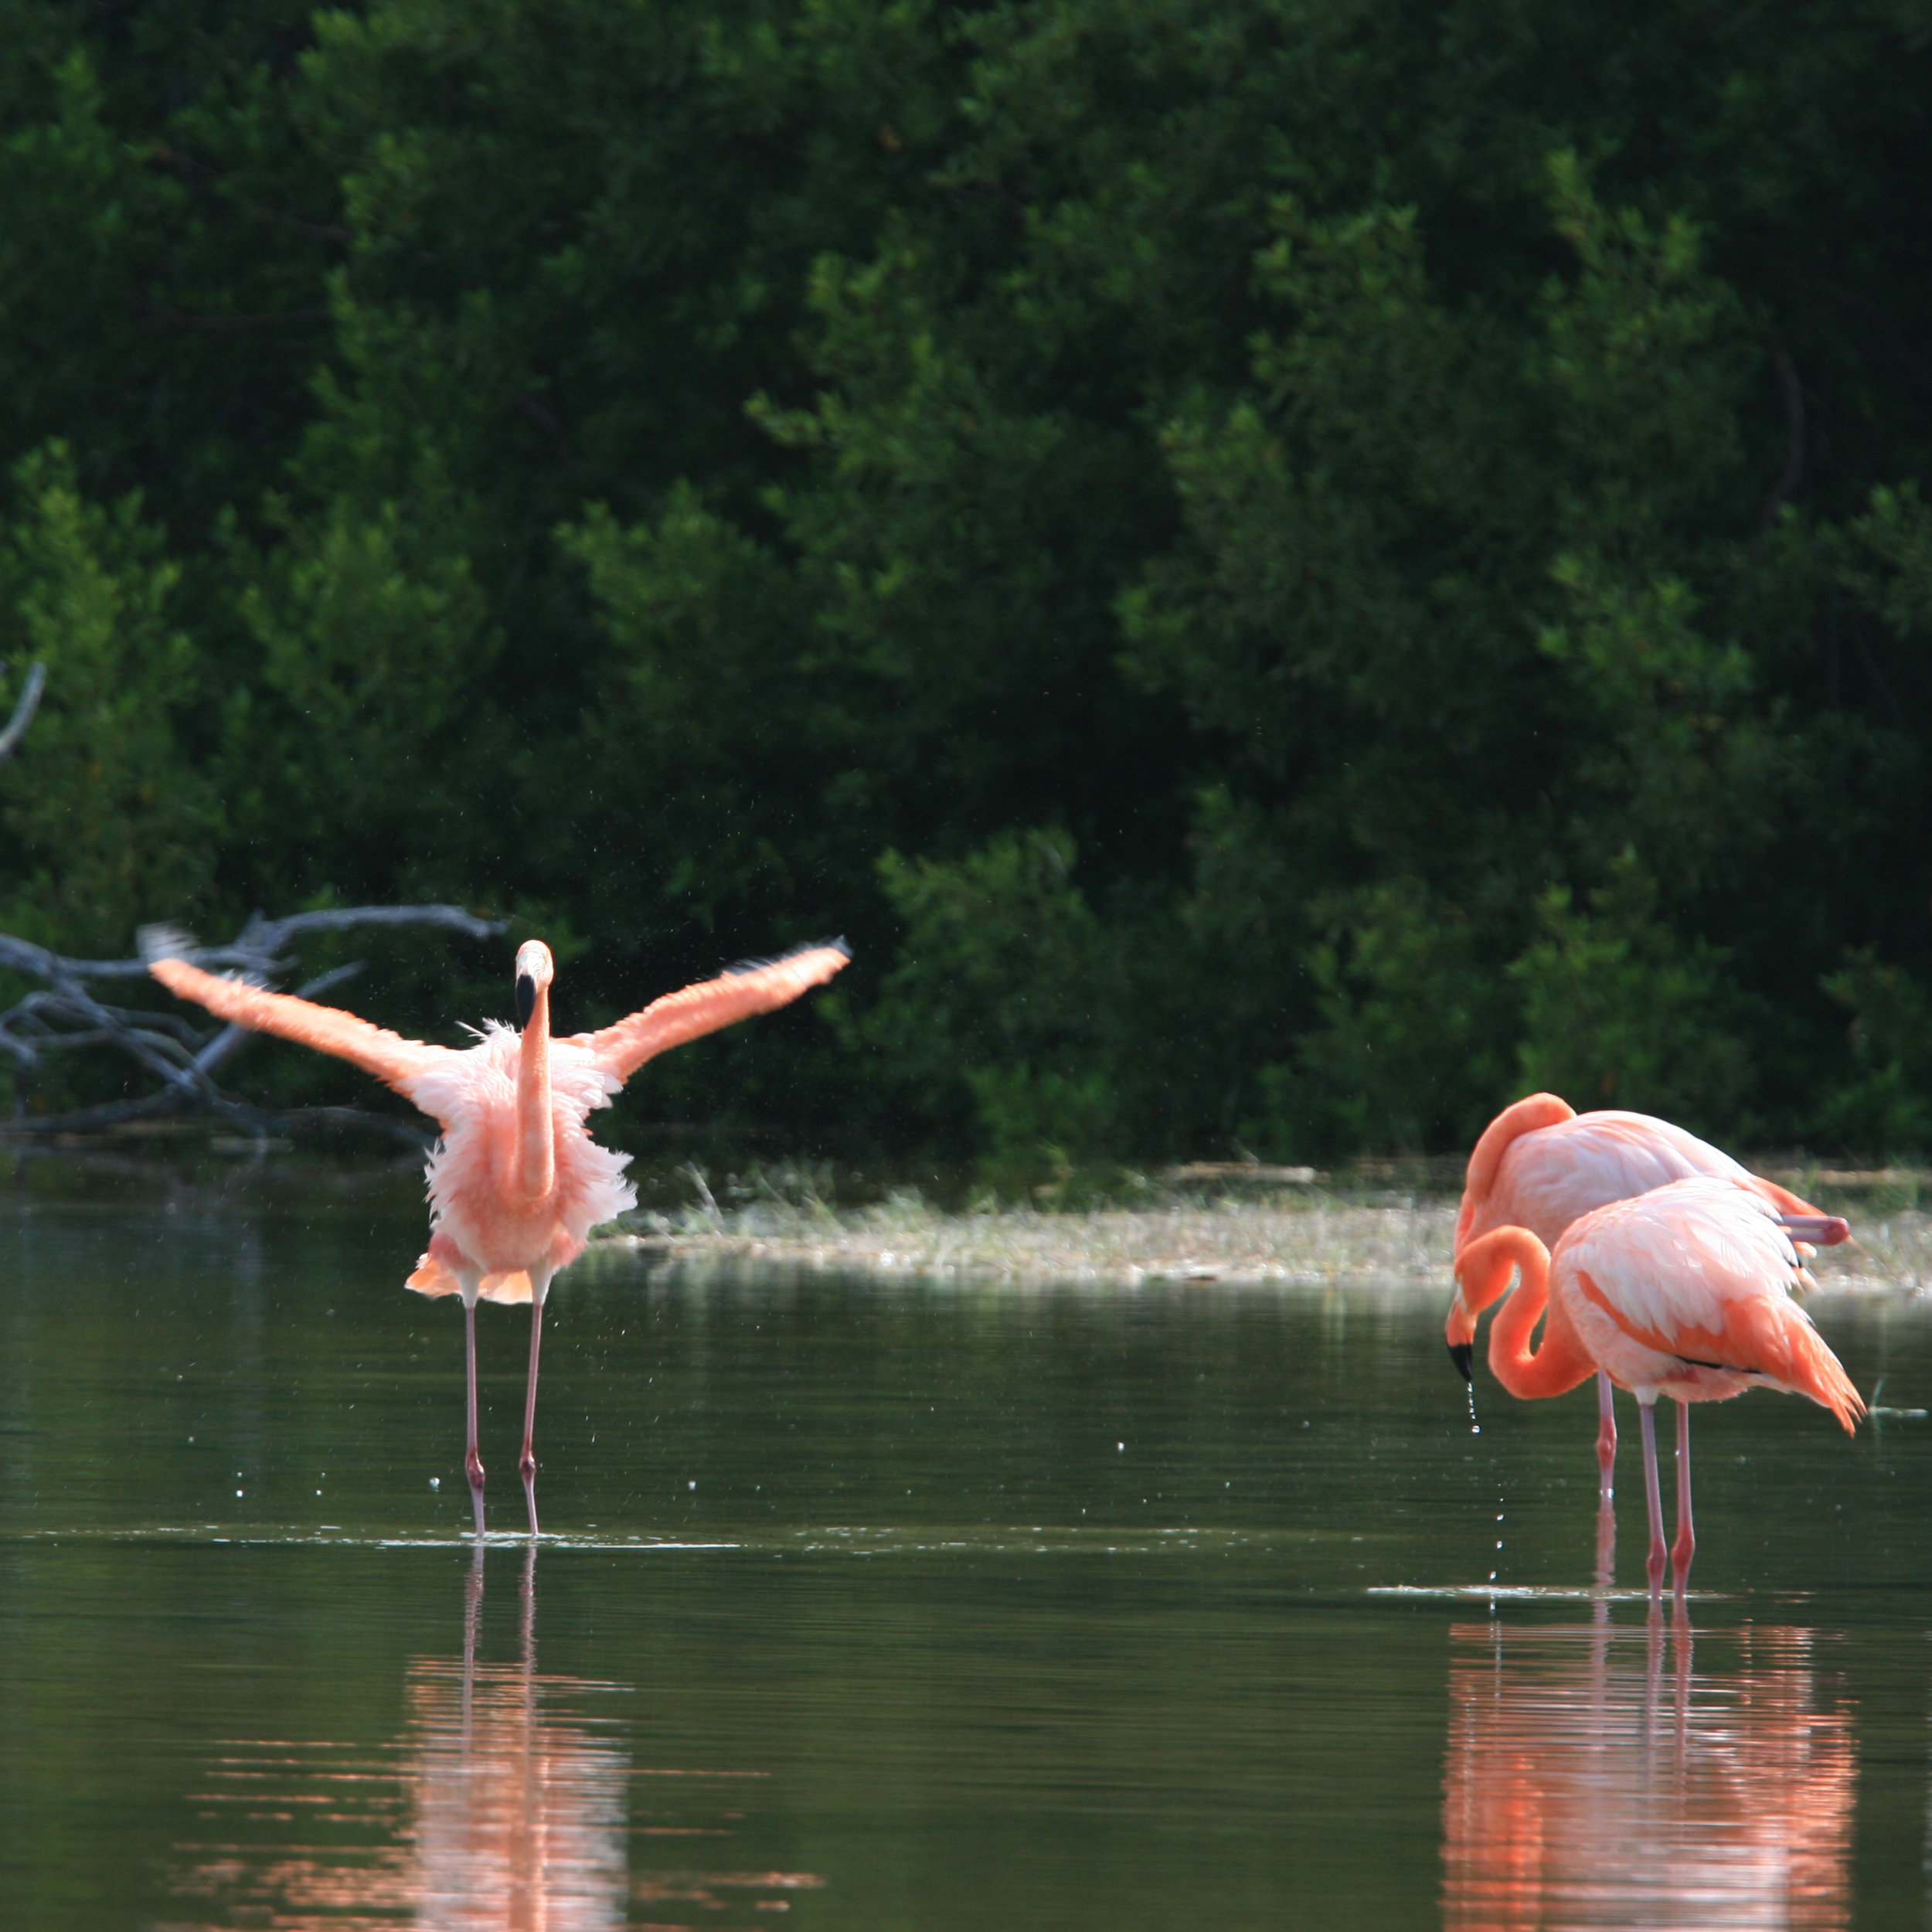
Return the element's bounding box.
[0,661,45,764]
[1,902,505,1143]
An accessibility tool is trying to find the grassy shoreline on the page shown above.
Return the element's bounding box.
[589,1179,1930,1294]
[7,1138,1928,1293]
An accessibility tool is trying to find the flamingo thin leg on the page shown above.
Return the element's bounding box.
[1671,1399,1696,1596]
[1638,1398,1667,1596]
[1595,1369,1617,1499]
[463,1294,485,1539]
[519,1290,546,1537]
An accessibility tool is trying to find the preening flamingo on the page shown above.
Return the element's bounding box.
[1447,1176,1864,1594]
[1454,1094,1849,1494]
[149,935,850,1535]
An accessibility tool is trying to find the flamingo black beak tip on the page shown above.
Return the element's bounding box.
[515,972,536,1029]
[1448,1341,1473,1384]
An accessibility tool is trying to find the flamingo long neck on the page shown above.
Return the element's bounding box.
[1455,1093,1575,1253]
[516,985,555,1201]
[1459,1226,1597,1402]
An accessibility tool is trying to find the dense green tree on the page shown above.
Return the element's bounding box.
[2,0,1931,1158]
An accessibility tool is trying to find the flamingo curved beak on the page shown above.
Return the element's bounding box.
[512,939,555,1031]
[1445,1286,1476,1383]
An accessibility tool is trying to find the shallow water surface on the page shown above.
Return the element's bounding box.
[2,1168,1931,1927]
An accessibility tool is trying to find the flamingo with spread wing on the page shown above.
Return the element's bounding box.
[151,935,849,1535]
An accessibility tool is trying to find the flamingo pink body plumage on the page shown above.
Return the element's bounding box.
[1453,1093,1845,1493]
[1455,1094,1832,1257]
[401,1022,640,1306]
[1449,1176,1863,1592]
[151,936,849,1534]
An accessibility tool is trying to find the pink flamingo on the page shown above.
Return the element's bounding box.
[1447,1176,1864,1594]
[1454,1094,1849,1495]
[150,936,849,1535]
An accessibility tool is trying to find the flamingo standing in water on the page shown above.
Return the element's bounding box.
[1454,1094,1849,1495]
[1447,1176,1864,1593]
[149,935,849,1535]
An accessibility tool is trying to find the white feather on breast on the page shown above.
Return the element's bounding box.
[406,1026,637,1258]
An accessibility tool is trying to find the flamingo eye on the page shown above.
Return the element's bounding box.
[515,974,536,1028]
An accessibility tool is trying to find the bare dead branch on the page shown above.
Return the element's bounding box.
[0,901,498,985]
[192,961,364,1077]
[0,661,45,764]
[1,901,505,1142]
[138,903,504,981]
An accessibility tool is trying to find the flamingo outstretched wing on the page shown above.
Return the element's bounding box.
[149,956,450,1096]
[580,941,850,1083]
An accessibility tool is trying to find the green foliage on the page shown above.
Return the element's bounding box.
[3,0,1932,1152]
[1842,483,1932,638]
[1260,883,1517,1158]
[1512,856,1750,1134]
[0,445,219,948]
[233,493,496,886]
[556,484,850,977]
[863,830,1117,1154]
[1817,951,1932,1155]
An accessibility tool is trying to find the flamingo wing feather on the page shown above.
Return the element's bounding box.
[1559,1180,1865,1430]
[580,941,850,1083]
[149,956,447,1098]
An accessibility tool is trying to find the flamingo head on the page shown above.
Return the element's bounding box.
[1445,1226,1549,1384]
[514,939,555,1030]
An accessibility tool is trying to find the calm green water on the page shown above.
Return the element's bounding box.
[3,1164,1932,1928]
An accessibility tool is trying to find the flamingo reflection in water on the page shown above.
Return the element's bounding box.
[408,1545,630,1930]
[1442,1615,1855,1930]
[165,1546,823,1929]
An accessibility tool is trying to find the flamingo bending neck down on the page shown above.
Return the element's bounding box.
[150,934,850,1536]
[1446,1176,1863,1594]
[1454,1093,1849,1498]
